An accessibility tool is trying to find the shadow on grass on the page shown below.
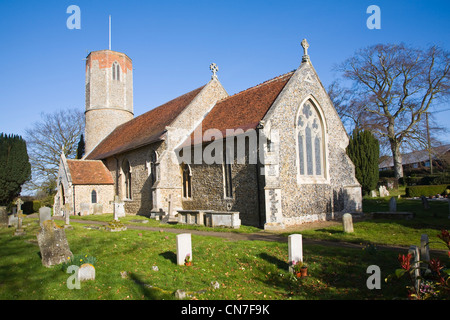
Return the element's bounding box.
[128,272,174,300]
[159,251,177,264]
[258,252,288,270]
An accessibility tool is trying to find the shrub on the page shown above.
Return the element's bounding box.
[405,184,450,197]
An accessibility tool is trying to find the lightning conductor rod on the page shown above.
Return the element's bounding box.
[109,15,112,50]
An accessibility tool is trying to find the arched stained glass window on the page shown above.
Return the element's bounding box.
[91,190,97,204]
[297,100,324,178]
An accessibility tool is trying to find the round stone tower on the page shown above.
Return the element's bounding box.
[85,50,133,155]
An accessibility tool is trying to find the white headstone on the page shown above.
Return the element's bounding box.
[176,233,192,266]
[114,196,125,220]
[342,213,354,233]
[288,234,303,272]
[39,207,52,225]
[77,263,95,281]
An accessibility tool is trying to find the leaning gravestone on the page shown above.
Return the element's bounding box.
[37,220,73,267]
[389,197,397,212]
[39,207,52,226]
[176,233,192,266]
[420,234,430,271]
[288,234,303,273]
[342,213,354,233]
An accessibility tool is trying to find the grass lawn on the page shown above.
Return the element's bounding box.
[0,192,448,300]
[282,197,450,251]
[0,216,418,300]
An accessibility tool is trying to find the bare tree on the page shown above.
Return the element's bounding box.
[334,43,450,179]
[24,108,84,193]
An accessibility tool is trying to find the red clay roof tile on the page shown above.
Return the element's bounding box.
[67,160,114,185]
[183,71,294,146]
[87,85,205,160]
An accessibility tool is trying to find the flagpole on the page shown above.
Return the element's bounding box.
[109,15,111,50]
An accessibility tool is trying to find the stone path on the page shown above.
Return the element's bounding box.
[46,215,440,254]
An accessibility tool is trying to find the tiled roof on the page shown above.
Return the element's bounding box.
[182,71,294,146]
[87,85,205,160]
[379,144,450,168]
[67,160,114,185]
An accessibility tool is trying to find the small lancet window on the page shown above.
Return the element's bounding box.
[91,190,97,204]
[112,61,120,81]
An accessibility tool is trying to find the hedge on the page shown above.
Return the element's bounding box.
[405,184,450,197]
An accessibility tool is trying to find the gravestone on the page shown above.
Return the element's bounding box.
[370,190,377,198]
[389,197,397,212]
[421,196,430,209]
[113,196,125,220]
[342,213,354,233]
[39,207,52,226]
[176,233,192,266]
[16,198,23,214]
[63,203,72,228]
[14,213,26,236]
[0,206,7,227]
[379,186,389,197]
[37,220,73,267]
[288,234,303,273]
[77,263,95,281]
[408,245,421,293]
[80,203,90,216]
[8,214,18,228]
[420,234,430,271]
[93,203,103,215]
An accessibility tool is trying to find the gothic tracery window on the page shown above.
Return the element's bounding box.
[297,100,324,178]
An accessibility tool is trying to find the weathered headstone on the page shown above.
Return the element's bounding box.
[77,263,95,281]
[39,207,52,226]
[14,213,26,236]
[342,213,354,233]
[370,190,377,198]
[8,214,18,228]
[37,220,73,267]
[379,186,389,197]
[420,234,430,268]
[64,203,72,227]
[421,196,430,209]
[408,245,421,293]
[80,203,90,216]
[93,203,103,215]
[389,197,397,212]
[113,196,125,220]
[0,206,7,227]
[176,233,192,266]
[288,234,303,273]
[16,198,23,214]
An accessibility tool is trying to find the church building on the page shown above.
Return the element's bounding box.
[54,39,362,230]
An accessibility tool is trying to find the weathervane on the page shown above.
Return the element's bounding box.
[210,63,218,79]
[301,38,310,62]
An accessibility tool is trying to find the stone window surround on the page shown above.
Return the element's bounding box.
[222,147,233,200]
[91,189,97,204]
[181,163,192,200]
[295,96,330,185]
[112,61,121,81]
[121,158,132,200]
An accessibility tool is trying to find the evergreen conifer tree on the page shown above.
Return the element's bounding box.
[347,129,380,195]
[0,133,31,205]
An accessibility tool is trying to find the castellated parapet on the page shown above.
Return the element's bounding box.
[85,50,133,155]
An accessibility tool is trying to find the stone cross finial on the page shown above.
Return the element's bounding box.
[301,38,310,62]
[16,198,23,213]
[210,63,218,79]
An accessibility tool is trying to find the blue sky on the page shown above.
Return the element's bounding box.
[0,0,449,146]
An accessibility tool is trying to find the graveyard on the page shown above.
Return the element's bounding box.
[0,195,449,300]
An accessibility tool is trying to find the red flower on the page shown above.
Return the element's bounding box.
[429,258,444,273]
[398,253,412,271]
[437,230,450,248]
